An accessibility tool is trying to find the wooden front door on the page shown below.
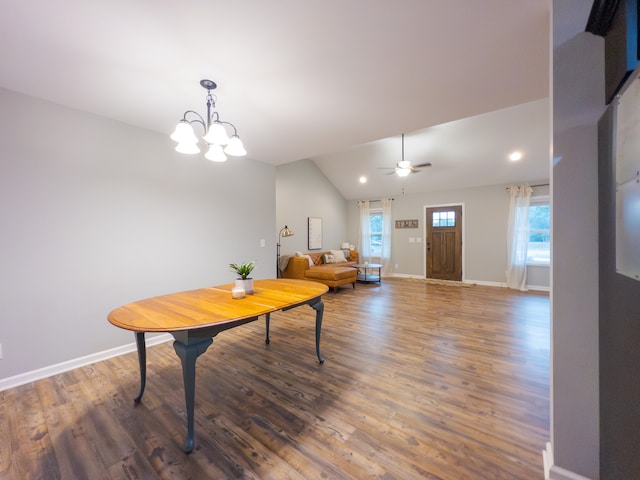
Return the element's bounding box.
[426,205,462,281]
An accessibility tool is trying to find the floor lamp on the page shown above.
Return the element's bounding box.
[276,225,294,278]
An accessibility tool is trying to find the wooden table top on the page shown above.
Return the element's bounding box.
[108,279,328,333]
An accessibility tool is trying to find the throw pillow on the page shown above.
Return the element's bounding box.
[302,254,314,267]
[330,249,347,263]
[322,253,336,264]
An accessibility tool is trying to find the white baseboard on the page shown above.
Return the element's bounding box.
[466,279,507,287]
[391,273,425,279]
[391,274,549,292]
[543,442,593,480]
[527,284,551,292]
[0,333,173,392]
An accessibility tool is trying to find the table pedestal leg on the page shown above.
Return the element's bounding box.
[134,332,146,403]
[173,337,213,453]
[311,301,325,364]
[265,313,271,345]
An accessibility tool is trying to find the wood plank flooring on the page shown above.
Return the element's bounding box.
[0,278,550,479]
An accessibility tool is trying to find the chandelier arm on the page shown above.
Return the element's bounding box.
[216,120,239,136]
[181,110,207,133]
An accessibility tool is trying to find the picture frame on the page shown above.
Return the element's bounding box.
[308,217,322,250]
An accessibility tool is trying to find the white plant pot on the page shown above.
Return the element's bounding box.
[235,278,254,294]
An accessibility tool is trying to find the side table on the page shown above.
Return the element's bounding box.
[355,263,382,284]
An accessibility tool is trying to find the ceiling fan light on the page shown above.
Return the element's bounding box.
[396,168,411,177]
[205,143,227,162]
[224,135,247,157]
[397,160,411,169]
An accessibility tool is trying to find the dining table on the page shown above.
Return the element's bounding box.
[107,278,329,453]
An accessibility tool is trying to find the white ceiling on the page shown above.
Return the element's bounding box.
[0,1,593,200]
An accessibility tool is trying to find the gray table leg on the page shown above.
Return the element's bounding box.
[265,313,271,344]
[173,337,213,453]
[134,332,146,403]
[311,301,325,364]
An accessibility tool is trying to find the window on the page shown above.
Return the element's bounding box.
[527,198,550,265]
[432,210,456,227]
[369,210,382,257]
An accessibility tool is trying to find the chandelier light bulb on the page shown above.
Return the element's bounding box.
[175,142,200,155]
[203,122,230,145]
[224,135,247,157]
[205,144,228,162]
[171,121,198,144]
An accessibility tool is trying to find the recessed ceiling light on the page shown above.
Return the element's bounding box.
[359,176,367,184]
[509,151,523,161]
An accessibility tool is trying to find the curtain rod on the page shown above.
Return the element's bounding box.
[505,183,549,190]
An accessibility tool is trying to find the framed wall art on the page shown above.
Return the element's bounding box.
[308,217,322,250]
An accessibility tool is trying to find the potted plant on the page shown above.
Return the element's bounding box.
[229,261,255,294]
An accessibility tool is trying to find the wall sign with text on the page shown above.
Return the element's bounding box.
[395,219,418,229]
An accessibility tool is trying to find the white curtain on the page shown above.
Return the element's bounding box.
[358,201,371,263]
[381,198,393,275]
[506,185,533,291]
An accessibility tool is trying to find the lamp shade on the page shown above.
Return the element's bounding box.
[341,243,350,249]
[280,226,294,238]
[175,142,200,154]
[224,135,247,157]
[205,144,227,162]
[203,122,230,145]
[171,121,198,144]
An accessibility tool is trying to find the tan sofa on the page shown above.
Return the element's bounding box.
[281,250,359,292]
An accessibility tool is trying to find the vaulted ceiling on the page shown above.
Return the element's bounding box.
[0,1,592,199]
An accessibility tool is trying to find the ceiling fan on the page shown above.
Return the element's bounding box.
[379,133,432,177]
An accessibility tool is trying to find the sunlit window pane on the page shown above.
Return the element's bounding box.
[527,202,550,264]
[369,212,383,256]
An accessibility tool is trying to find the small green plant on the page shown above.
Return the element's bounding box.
[229,261,255,280]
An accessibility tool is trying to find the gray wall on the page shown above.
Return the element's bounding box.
[0,88,275,381]
[551,29,604,479]
[347,184,550,287]
[275,159,348,257]
[552,125,600,478]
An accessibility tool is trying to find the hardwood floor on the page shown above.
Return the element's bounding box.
[0,278,550,479]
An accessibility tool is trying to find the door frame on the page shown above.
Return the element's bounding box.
[423,202,465,280]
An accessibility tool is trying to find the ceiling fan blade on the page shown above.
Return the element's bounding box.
[410,169,421,174]
[413,162,432,168]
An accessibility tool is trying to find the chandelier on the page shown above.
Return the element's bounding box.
[170,79,246,162]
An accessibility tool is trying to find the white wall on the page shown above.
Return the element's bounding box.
[275,159,348,257]
[347,183,550,287]
[0,88,276,381]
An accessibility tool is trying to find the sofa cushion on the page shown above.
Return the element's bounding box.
[309,253,324,265]
[329,249,347,263]
[322,253,336,264]
[305,266,356,281]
